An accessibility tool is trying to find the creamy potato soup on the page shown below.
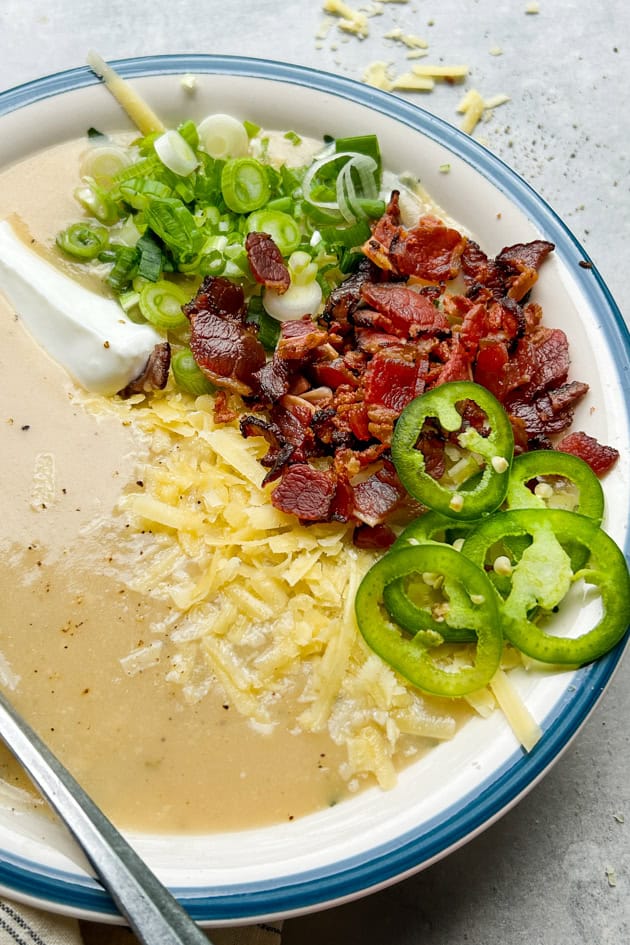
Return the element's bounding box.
[0,142,355,832]
[0,139,463,832]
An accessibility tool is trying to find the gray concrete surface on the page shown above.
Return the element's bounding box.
[1,2,628,943]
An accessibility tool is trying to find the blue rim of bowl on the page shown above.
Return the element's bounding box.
[0,54,628,923]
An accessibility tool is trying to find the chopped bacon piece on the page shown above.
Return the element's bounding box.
[363,347,425,413]
[497,240,555,301]
[430,339,472,385]
[245,232,290,293]
[361,191,402,271]
[322,257,378,333]
[118,342,171,398]
[213,389,238,424]
[277,315,328,360]
[352,466,405,527]
[359,282,450,338]
[184,275,247,322]
[240,414,295,482]
[185,277,266,396]
[353,523,397,549]
[388,216,467,283]
[188,309,266,396]
[462,238,555,301]
[504,327,570,399]
[473,341,510,400]
[556,431,619,476]
[271,464,337,521]
[310,357,360,390]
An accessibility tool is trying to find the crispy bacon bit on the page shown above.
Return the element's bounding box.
[213,389,238,424]
[271,464,337,521]
[462,238,555,301]
[353,523,397,549]
[118,342,171,398]
[556,431,620,477]
[352,466,405,527]
[389,216,467,282]
[322,257,378,333]
[245,232,290,293]
[359,283,450,337]
[185,276,266,396]
[277,316,328,360]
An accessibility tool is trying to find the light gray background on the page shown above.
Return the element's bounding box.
[1,2,628,943]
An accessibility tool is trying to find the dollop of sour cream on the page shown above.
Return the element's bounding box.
[0,219,164,395]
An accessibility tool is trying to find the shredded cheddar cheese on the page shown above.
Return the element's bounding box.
[94,385,462,789]
[81,365,539,784]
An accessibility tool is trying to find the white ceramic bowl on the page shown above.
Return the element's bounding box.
[0,55,628,926]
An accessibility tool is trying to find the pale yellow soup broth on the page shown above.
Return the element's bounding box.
[0,138,466,834]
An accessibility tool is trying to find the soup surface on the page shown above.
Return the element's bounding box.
[0,138,465,833]
[0,141,356,832]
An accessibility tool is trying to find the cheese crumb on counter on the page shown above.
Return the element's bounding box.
[323,0,370,39]
[384,27,429,49]
[457,87,510,134]
[362,60,394,89]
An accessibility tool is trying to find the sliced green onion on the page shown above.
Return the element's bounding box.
[177,120,199,150]
[171,347,215,395]
[284,130,302,146]
[144,198,202,257]
[79,145,132,189]
[199,250,226,276]
[56,222,109,259]
[154,129,200,177]
[247,297,282,351]
[335,135,381,186]
[136,233,164,282]
[197,114,250,159]
[243,120,261,139]
[138,280,190,330]
[221,158,270,213]
[118,289,140,312]
[302,151,379,224]
[74,180,120,225]
[319,219,371,249]
[116,177,172,210]
[107,245,139,291]
[246,209,301,255]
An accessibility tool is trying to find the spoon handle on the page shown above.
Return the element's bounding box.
[0,689,211,945]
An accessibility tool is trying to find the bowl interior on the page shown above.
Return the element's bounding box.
[0,56,629,925]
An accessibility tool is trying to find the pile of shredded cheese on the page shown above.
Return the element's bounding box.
[88,385,541,791]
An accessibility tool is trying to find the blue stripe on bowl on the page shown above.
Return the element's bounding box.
[0,54,628,924]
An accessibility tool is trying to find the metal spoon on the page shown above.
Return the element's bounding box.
[0,688,212,945]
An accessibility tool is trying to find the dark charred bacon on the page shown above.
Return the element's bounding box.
[240,414,295,482]
[271,464,337,521]
[462,238,555,302]
[118,342,171,398]
[184,276,266,397]
[184,275,247,322]
[245,232,290,293]
[556,431,620,477]
[322,257,378,333]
